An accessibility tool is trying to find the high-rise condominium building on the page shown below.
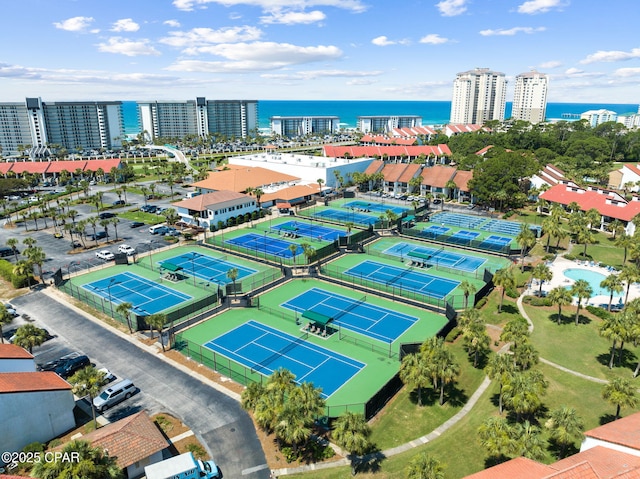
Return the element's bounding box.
[138,98,258,141]
[450,68,507,124]
[512,71,548,124]
[0,98,124,156]
[270,116,340,137]
[357,115,422,133]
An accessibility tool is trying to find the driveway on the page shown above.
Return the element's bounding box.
[11,290,269,478]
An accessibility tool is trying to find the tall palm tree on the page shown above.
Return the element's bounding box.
[110,216,120,241]
[115,301,134,333]
[493,268,515,313]
[602,377,638,419]
[12,324,47,353]
[274,401,310,455]
[600,274,624,312]
[226,267,239,297]
[502,369,548,422]
[331,412,372,476]
[399,351,431,406]
[240,381,265,412]
[499,317,529,350]
[600,312,628,369]
[516,225,536,271]
[615,233,632,264]
[24,246,46,281]
[30,439,123,479]
[570,279,592,326]
[477,416,511,460]
[405,452,446,479]
[12,259,33,289]
[68,366,108,429]
[316,178,325,196]
[0,304,14,344]
[620,264,640,304]
[460,280,477,309]
[486,353,516,414]
[146,313,167,351]
[546,406,584,458]
[531,263,552,297]
[511,421,546,461]
[288,244,299,265]
[87,216,99,246]
[6,238,19,262]
[548,286,573,325]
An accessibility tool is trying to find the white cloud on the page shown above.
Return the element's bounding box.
[97,37,161,56]
[160,26,262,49]
[261,69,383,81]
[539,60,562,69]
[172,0,366,13]
[517,0,567,14]
[371,36,410,46]
[53,16,96,32]
[260,10,326,25]
[479,26,545,36]
[164,19,181,28]
[561,67,604,79]
[435,0,468,17]
[111,18,140,32]
[613,67,640,78]
[580,48,640,64]
[346,78,377,86]
[419,34,450,44]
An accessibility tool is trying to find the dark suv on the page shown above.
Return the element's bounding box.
[53,354,90,379]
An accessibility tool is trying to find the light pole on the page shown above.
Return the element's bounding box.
[106,278,122,319]
[189,252,201,286]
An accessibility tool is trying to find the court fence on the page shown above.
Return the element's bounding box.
[365,373,403,420]
[58,280,219,330]
[401,227,512,255]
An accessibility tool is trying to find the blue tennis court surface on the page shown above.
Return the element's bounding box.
[430,212,486,229]
[83,272,192,315]
[226,233,303,258]
[447,230,480,246]
[205,320,364,398]
[281,287,418,343]
[421,225,450,239]
[160,252,256,285]
[479,235,513,251]
[344,260,459,299]
[312,208,378,226]
[343,200,408,215]
[384,242,486,272]
[271,220,343,241]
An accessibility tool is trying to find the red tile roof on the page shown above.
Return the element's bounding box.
[83,159,122,172]
[173,191,252,211]
[8,162,50,174]
[421,165,457,188]
[0,162,14,174]
[0,344,33,360]
[540,184,640,222]
[363,160,384,175]
[0,372,71,393]
[446,124,484,135]
[78,411,168,469]
[584,413,640,451]
[475,145,494,156]
[545,461,600,479]
[623,164,640,177]
[323,145,451,159]
[454,170,473,191]
[46,160,87,173]
[552,446,640,478]
[397,164,422,183]
[260,184,319,203]
[381,163,409,183]
[193,167,299,193]
[391,126,438,137]
[464,457,555,479]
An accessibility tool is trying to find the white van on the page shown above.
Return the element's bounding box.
[185,191,201,199]
[149,224,167,234]
[93,379,136,412]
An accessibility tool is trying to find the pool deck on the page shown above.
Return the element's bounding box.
[528,256,640,307]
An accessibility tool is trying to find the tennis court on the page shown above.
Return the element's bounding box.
[160,252,256,284]
[204,320,364,398]
[281,287,418,343]
[312,208,378,226]
[83,271,192,315]
[447,230,480,246]
[343,260,459,299]
[271,220,344,241]
[430,212,486,229]
[226,232,303,258]
[384,242,486,273]
[343,200,408,215]
[479,235,513,252]
[421,225,450,239]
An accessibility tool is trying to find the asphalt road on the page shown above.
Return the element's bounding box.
[11,290,270,479]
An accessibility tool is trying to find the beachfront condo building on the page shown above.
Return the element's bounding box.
[357,115,422,134]
[270,116,340,137]
[138,98,258,141]
[580,109,618,128]
[449,68,507,124]
[0,97,124,157]
[512,71,548,124]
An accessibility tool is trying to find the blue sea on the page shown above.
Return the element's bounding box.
[121,100,639,135]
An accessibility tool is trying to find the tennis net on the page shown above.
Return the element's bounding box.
[333,294,367,322]
[192,253,228,268]
[250,331,309,374]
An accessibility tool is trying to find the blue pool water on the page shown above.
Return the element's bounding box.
[563,268,610,296]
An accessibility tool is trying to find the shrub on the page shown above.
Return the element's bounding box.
[563,253,576,261]
[542,254,555,261]
[185,443,206,460]
[0,259,14,282]
[445,327,461,343]
[22,442,44,453]
[475,297,488,309]
[506,288,519,298]
[528,296,552,307]
[586,305,611,320]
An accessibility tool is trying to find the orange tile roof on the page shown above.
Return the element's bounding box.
[193,167,299,193]
[0,372,71,393]
[363,160,384,175]
[545,461,600,479]
[453,170,473,191]
[398,163,422,183]
[0,344,33,360]
[381,163,409,182]
[83,159,122,172]
[8,161,50,174]
[0,162,14,174]
[260,184,319,203]
[464,457,555,479]
[323,145,451,159]
[77,411,168,469]
[623,164,640,177]
[584,413,640,451]
[421,165,457,187]
[46,160,88,173]
[552,446,640,478]
[173,191,252,211]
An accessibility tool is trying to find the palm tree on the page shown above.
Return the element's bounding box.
[110,216,120,241]
[87,216,99,246]
[11,324,47,353]
[6,238,19,262]
[316,178,325,196]
[274,401,310,455]
[31,439,123,479]
[602,377,638,419]
[499,316,529,350]
[620,264,640,304]
[13,259,33,289]
[502,369,548,422]
[601,274,624,312]
[405,452,446,479]
[24,246,46,281]
[600,312,628,369]
[240,381,265,412]
[288,244,299,265]
[458,308,490,367]
[146,313,167,351]
[332,412,372,475]
[344,221,354,245]
[0,304,14,344]
[608,219,625,239]
[576,227,596,258]
[460,280,477,309]
[493,268,515,313]
[226,267,239,297]
[477,416,511,460]
[548,286,573,325]
[615,233,632,264]
[301,243,316,265]
[511,420,546,461]
[115,301,134,333]
[546,406,584,458]
[531,263,552,297]
[516,225,536,271]
[570,279,592,326]
[399,351,431,406]
[486,353,516,414]
[68,366,109,429]
[22,236,37,250]
[511,341,539,371]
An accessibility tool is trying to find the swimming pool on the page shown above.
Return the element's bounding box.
[563,268,610,296]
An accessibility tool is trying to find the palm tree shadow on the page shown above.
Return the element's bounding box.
[445,384,469,408]
[499,304,519,315]
[408,388,438,407]
[599,413,617,425]
[356,449,385,474]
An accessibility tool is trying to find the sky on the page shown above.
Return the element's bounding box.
[1,0,639,103]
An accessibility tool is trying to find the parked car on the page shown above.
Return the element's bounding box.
[98,212,116,219]
[96,250,115,261]
[93,379,136,412]
[112,200,125,206]
[118,244,136,255]
[432,199,442,205]
[87,231,108,240]
[55,354,90,379]
[98,367,117,383]
[164,228,180,237]
[37,352,83,372]
[3,303,18,317]
[130,221,145,228]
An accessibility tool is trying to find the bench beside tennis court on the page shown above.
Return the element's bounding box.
[281,287,418,343]
[160,252,257,284]
[83,271,192,315]
[204,320,364,398]
[343,260,459,299]
[226,232,303,258]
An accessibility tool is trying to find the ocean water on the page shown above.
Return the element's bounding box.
[120,100,639,135]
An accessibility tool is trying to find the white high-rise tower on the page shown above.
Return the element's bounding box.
[450,68,507,124]
[512,71,548,124]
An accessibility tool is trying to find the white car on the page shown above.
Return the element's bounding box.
[118,244,136,255]
[96,250,115,261]
[98,367,117,383]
